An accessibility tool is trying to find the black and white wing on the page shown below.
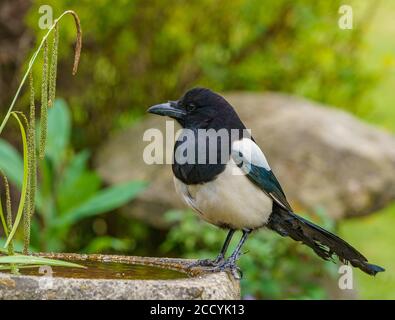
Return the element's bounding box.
[231,138,293,212]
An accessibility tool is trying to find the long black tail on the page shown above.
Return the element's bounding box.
[267,206,385,276]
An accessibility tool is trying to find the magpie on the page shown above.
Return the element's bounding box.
[148,87,385,279]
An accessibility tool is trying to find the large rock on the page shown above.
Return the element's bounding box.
[95,92,395,228]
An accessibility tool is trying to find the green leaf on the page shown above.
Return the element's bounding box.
[0,238,25,253]
[44,98,71,166]
[0,255,86,268]
[57,150,101,214]
[54,181,147,228]
[0,264,40,270]
[58,172,101,215]
[0,139,24,188]
[0,140,43,212]
[83,236,132,254]
[60,150,91,187]
[4,113,29,248]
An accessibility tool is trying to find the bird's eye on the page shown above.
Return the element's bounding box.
[188,104,197,112]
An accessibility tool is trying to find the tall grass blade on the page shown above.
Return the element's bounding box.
[0,10,82,136]
[2,173,18,273]
[4,113,29,248]
[0,255,86,269]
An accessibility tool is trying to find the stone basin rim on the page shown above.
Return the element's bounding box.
[0,252,240,299]
[1,252,227,280]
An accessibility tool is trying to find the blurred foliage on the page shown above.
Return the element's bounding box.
[340,203,395,299]
[0,99,147,252]
[338,0,395,299]
[162,209,338,299]
[1,0,388,299]
[26,0,377,149]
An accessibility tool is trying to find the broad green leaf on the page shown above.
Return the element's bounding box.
[58,172,101,215]
[37,157,53,207]
[4,113,29,248]
[83,236,132,253]
[28,220,40,252]
[59,150,91,188]
[44,98,71,166]
[57,150,101,214]
[0,139,23,188]
[0,139,43,213]
[0,255,86,268]
[54,181,147,228]
[0,238,25,253]
[43,237,64,253]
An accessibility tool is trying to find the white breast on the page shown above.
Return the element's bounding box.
[173,160,273,230]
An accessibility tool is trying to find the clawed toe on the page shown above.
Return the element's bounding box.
[205,259,243,280]
[186,229,250,280]
[187,256,224,269]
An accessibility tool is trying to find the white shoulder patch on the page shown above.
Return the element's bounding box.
[232,138,271,170]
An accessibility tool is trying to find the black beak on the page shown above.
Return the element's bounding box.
[147,101,186,120]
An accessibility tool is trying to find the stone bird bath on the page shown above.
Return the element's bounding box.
[0,253,239,299]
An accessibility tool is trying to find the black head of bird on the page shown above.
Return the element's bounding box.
[148,87,385,279]
[148,87,244,131]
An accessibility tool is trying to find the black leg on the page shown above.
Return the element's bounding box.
[187,229,235,268]
[228,229,251,262]
[216,229,235,261]
[206,228,252,279]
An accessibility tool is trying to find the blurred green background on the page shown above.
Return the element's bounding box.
[0,0,394,299]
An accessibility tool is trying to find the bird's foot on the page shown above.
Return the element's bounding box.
[187,254,225,269]
[205,256,243,280]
